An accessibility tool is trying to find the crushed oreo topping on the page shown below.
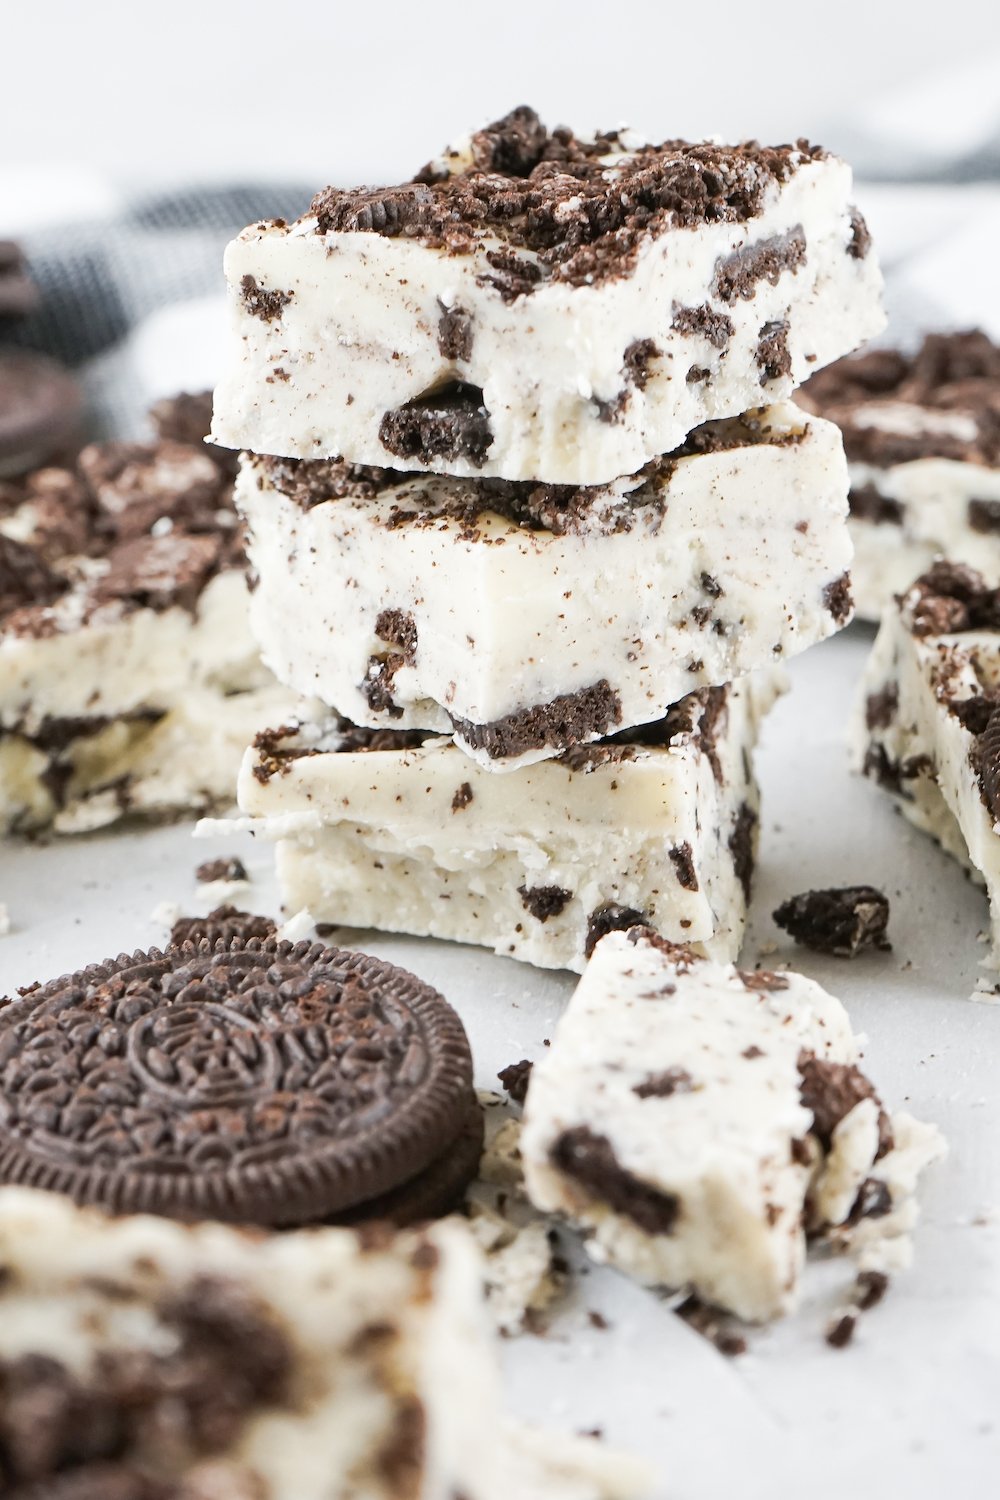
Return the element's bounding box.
[379,382,493,468]
[552,1127,680,1235]
[240,274,292,323]
[773,886,891,958]
[633,1067,695,1100]
[195,856,249,884]
[756,319,792,384]
[0,1277,291,1489]
[675,1295,747,1357]
[497,1058,533,1104]
[584,903,650,959]
[450,679,622,760]
[451,781,473,812]
[798,1053,893,1159]
[310,108,824,292]
[903,560,1000,637]
[518,884,572,923]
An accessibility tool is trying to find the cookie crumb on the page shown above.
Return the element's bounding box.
[773,886,890,957]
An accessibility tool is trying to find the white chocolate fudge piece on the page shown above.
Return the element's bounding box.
[854,560,1000,966]
[212,107,883,485]
[801,331,1000,618]
[521,929,944,1322]
[233,675,780,973]
[238,405,850,769]
[0,1188,647,1500]
[0,410,294,832]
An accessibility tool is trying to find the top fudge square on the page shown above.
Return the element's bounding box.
[212,106,884,484]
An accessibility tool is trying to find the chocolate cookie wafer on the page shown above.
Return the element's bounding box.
[0,937,481,1227]
[0,348,83,478]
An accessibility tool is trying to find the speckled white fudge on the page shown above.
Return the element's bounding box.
[521,929,944,1322]
[0,1188,647,1500]
[232,675,781,972]
[237,405,850,769]
[854,561,1000,968]
[801,331,1000,619]
[211,106,883,486]
[0,411,295,832]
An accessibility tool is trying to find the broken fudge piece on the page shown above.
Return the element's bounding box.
[854,560,1000,966]
[0,1189,647,1499]
[0,401,295,832]
[520,928,943,1322]
[237,404,851,767]
[773,886,891,956]
[801,331,1000,619]
[212,106,884,485]
[230,674,781,972]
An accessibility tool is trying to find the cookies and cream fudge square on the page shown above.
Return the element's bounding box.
[211,106,884,486]
[237,404,851,769]
[231,674,780,972]
[854,561,1000,967]
[521,929,944,1322]
[0,1189,647,1499]
[801,331,1000,619]
[0,397,294,832]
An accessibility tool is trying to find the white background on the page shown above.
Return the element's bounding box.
[4,0,1000,184]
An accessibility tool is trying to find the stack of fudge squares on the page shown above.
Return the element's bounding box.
[211,106,885,968]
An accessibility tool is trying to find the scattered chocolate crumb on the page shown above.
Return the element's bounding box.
[853,1269,890,1310]
[969,499,1000,534]
[451,781,474,812]
[846,1177,893,1224]
[773,886,891,958]
[194,856,248,884]
[587,1309,610,1331]
[865,685,898,732]
[497,1059,533,1104]
[676,1295,747,1356]
[847,207,872,260]
[826,1313,856,1349]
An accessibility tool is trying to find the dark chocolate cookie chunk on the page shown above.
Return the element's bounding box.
[773,886,890,957]
[0,939,475,1228]
[0,350,83,479]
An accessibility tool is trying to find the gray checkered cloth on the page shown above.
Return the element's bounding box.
[8,183,311,439]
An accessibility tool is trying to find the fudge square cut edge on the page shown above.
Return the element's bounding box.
[520,928,944,1323]
[233,674,782,973]
[237,403,852,770]
[212,105,884,484]
[854,561,1000,967]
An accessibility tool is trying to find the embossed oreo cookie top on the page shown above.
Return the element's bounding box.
[308,105,825,290]
[0,938,475,1226]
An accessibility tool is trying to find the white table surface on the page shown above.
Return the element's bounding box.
[0,623,997,1499]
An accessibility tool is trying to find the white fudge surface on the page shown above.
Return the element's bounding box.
[801,330,1000,618]
[853,562,1000,967]
[238,405,850,768]
[234,674,781,973]
[520,930,944,1323]
[211,108,883,485]
[0,423,294,832]
[0,1188,647,1500]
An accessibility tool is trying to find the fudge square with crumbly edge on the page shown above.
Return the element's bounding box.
[0,1189,648,1500]
[232,675,780,973]
[238,404,851,770]
[801,331,1000,620]
[855,561,1000,968]
[521,929,944,1323]
[0,395,294,833]
[211,105,884,486]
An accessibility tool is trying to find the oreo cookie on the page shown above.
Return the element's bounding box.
[0,241,40,321]
[0,348,83,478]
[0,937,481,1228]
